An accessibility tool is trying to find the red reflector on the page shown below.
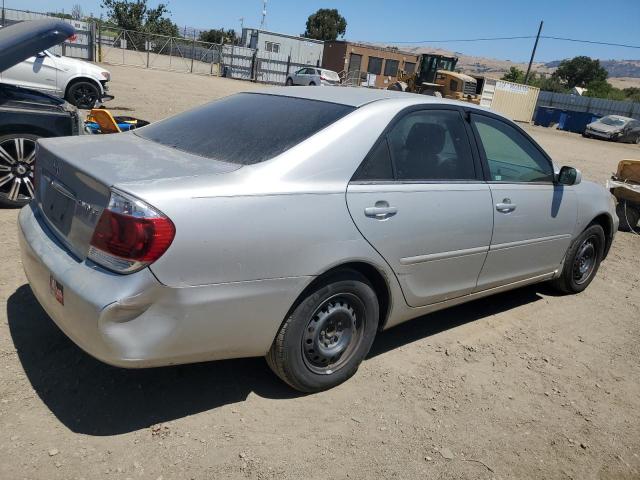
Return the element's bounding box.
[90,210,175,262]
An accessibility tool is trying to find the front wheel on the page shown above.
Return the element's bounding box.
[550,224,605,294]
[285,78,293,86]
[66,81,100,109]
[0,133,39,207]
[266,271,379,392]
[309,81,316,86]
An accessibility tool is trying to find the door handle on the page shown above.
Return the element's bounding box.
[365,201,397,220]
[495,198,517,213]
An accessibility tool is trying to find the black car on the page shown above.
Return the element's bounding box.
[0,19,81,207]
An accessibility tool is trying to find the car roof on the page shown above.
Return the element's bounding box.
[251,86,476,109]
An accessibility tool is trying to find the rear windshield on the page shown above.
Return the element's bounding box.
[136,93,354,165]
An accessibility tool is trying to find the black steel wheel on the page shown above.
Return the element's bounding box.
[66,81,100,109]
[550,224,605,294]
[267,270,379,392]
[0,134,38,208]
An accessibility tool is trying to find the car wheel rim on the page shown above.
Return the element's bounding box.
[0,137,37,202]
[302,293,366,375]
[73,85,97,108]
[572,237,597,285]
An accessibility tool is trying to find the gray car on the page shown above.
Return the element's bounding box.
[285,67,340,86]
[18,87,618,392]
[584,115,640,144]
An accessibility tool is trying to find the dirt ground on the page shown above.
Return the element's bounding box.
[1,64,639,480]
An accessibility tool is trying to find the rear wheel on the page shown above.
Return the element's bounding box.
[0,133,38,208]
[66,80,100,109]
[550,224,605,294]
[266,270,379,392]
[617,202,640,232]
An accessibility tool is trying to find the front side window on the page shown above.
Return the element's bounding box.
[387,110,476,181]
[471,114,553,183]
[367,57,383,75]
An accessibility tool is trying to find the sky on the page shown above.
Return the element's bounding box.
[11,0,640,62]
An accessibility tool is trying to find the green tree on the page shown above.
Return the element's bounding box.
[199,28,236,44]
[101,0,178,36]
[552,56,608,88]
[584,80,626,101]
[303,8,347,41]
[622,87,640,102]
[501,66,525,83]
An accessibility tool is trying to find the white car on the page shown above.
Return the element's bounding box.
[285,67,340,86]
[0,49,112,109]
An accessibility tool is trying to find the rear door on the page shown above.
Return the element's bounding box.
[469,112,577,289]
[347,106,494,307]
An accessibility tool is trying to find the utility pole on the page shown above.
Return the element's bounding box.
[524,20,543,85]
[260,0,267,29]
[2,0,5,27]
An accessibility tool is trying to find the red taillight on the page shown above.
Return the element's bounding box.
[88,190,175,273]
[91,211,174,262]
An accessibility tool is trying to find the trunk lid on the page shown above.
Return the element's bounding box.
[0,19,75,72]
[35,133,240,259]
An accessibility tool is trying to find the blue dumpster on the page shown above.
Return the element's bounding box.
[559,111,602,134]
[534,107,564,127]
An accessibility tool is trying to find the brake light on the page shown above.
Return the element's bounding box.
[88,189,175,274]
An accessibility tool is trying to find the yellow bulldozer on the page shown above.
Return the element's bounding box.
[388,54,481,104]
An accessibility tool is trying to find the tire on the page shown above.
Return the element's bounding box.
[0,133,39,208]
[617,202,640,232]
[266,270,379,392]
[635,134,640,145]
[285,78,293,86]
[309,81,316,86]
[65,80,100,109]
[550,224,605,294]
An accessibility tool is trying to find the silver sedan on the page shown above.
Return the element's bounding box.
[18,87,618,392]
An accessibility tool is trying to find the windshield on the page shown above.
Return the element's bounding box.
[136,93,355,165]
[321,70,340,81]
[600,116,627,127]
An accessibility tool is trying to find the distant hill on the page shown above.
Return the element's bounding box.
[545,59,640,78]
[369,43,640,88]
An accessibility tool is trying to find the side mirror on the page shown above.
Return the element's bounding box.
[557,166,582,186]
[36,52,46,58]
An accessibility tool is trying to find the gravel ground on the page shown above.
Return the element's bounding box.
[1,64,639,480]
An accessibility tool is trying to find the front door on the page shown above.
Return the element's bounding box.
[469,112,578,290]
[1,53,59,95]
[347,107,493,307]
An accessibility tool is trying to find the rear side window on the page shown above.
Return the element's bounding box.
[137,93,355,165]
[387,110,476,181]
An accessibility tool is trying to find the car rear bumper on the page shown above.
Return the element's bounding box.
[18,204,310,368]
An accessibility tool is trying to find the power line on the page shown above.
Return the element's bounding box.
[540,36,640,49]
[385,35,640,49]
[389,36,537,44]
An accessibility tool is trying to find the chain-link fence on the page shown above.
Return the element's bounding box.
[97,26,317,84]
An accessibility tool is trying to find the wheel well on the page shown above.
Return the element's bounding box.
[589,213,613,258]
[288,262,391,331]
[0,126,53,138]
[64,77,101,97]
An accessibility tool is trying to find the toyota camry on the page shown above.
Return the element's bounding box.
[18,87,618,392]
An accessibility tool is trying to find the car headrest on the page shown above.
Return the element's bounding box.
[405,122,446,155]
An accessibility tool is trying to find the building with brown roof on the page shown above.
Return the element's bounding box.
[322,41,419,89]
